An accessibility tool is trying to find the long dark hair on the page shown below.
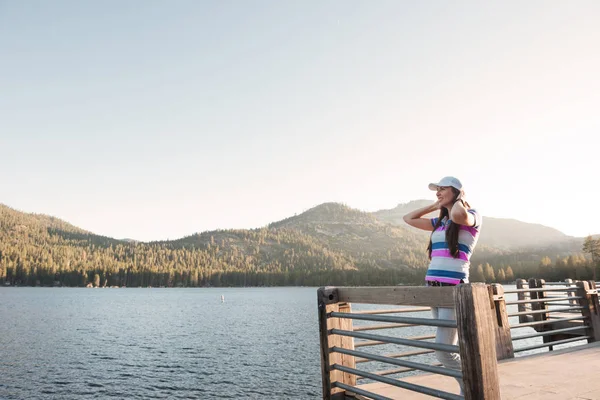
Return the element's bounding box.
[427,188,468,259]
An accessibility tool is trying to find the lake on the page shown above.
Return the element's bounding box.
[0,285,575,399]
[0,287,322,399]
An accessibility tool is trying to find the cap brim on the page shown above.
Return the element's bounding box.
[428,183,439,191]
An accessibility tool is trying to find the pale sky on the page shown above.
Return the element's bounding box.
[1,1,598,241]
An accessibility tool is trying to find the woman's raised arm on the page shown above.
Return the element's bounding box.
[403,201,440,231]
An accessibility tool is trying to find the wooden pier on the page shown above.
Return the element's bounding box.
[317,279,600,400]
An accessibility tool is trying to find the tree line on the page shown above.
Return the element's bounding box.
[1,204,597,288]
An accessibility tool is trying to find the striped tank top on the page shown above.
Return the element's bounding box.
[425,209,482,285]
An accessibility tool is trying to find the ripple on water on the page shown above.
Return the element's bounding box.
[0,287,323,400]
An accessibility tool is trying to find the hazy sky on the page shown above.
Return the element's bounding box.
[1,1,598,241]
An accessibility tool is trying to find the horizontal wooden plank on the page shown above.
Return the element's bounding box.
[337,286,455,307]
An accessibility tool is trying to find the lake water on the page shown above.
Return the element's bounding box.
[0,287,322,399]
[0,285,583,399]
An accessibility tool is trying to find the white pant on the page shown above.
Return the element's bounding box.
[431,306,464,394]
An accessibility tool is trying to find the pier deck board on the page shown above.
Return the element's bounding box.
[355,342,600,400]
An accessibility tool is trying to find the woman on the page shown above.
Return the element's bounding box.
[403,176,482,394]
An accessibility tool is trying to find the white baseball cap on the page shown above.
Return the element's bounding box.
[428,176,463,191]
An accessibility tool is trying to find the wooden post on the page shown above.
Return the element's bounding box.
[565,278,577,306]
[331,301,355,397]
[454,283,501,400]
[318,287,338,400]
[533,279,553,349]
[575,281,600,343]
[588,281,600,341]
[491,284,514,360]
[537,279,549,323]
[515,279,529,324]
[317,287,356,400]
[529,278,544,322]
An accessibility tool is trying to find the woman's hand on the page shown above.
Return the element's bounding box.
[450,192,475,226]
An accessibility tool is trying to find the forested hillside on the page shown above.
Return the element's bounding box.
[1,202,596,288]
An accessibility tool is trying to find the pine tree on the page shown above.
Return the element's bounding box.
[505,266,515,282]
[583,236,600,281]
[471,264,485,282]
[484,263,495,283]
[497,268,506,282]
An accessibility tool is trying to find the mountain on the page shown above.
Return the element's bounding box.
[373,200,437,223]
[0,200,594,288]
[0,203,90,235]
[271,202,380,228]
[475,217,573,249]
[172,203,430,272]
[268,202,430,270]
[0,203,121,247]
[374,200,573,250]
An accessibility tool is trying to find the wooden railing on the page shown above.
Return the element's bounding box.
[317,284,500,400]
[508,279,600,352]
[317,280,600,399]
